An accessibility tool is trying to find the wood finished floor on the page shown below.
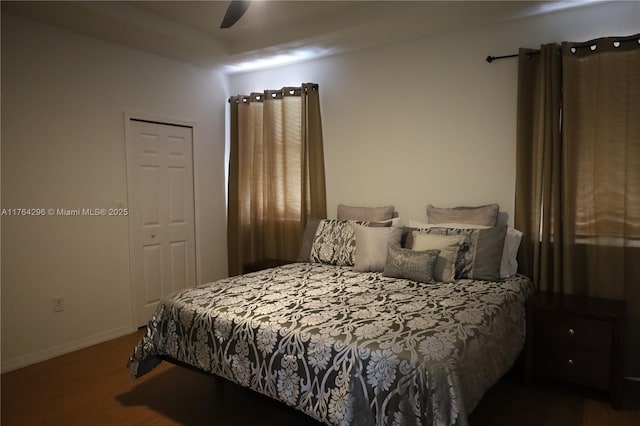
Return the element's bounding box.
[2,330,639,426]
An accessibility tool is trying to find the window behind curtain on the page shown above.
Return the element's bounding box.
[563,42,640,241]
[227,84,326,276]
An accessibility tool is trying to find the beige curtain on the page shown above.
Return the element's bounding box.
[515,35,640,376]
[227,83,326,276]
[514,44,563,291]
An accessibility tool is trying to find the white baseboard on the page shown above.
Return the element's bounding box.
[1,325,136,373]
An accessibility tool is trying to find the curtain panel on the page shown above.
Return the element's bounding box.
[515,35,640,376]
[227,83,326,277]
[514,44,563,291]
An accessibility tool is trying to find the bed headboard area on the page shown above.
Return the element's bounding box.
[306,203,523,280]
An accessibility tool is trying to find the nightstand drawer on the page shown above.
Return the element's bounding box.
[535,312,612,351]
[535,345,611,389]
[525,292,625,408]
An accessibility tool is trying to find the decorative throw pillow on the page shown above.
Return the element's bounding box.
[309,219,391,266]
[407,221,522,278]
[337,204,395,221]
[382,244,440,284]
[300,218,391,263]
[411,233,466,282]
[310,219,357,266]
[426,204,499,227]
[353,225,403,272]
[414,225,508,281]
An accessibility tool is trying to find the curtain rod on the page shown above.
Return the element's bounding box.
[227,83,319,103]
[486,51,540,63]
[485,53,520,63]
[486,33,639,63]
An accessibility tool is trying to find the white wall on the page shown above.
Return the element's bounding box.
[1,14,229,371]
[229,1,639,226]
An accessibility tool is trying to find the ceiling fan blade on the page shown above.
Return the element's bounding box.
[220,0,251,29]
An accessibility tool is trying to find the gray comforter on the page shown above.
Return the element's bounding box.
[128,262,534,426]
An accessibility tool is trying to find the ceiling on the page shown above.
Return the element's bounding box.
[2,1,601,73]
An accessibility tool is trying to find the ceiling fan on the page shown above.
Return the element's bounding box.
[220,0,251,29]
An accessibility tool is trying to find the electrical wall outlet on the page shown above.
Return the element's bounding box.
[53,296,64,312]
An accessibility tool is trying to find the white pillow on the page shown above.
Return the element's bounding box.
[387,217,402,226]
[501,229,523,277]
[354,225,403,272]
[411,232,465,282]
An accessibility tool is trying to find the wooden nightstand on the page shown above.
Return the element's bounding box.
[524,292,625,408]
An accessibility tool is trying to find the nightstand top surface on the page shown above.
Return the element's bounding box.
[528,291,625,320]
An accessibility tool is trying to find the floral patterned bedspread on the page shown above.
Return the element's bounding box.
[128,262,534,426]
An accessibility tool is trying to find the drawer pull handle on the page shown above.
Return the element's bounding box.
[568,328,575,336]
[567,358,574,366]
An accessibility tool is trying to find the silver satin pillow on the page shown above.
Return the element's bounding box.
[382,244,440,284]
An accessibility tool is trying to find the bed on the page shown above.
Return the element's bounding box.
[128,262,533,425]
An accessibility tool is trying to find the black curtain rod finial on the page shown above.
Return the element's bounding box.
[486,53,520,63]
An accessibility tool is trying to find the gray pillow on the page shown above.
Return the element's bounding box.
[427,204,499,227]
[337,204,395,221]
[415,225,508,281]
[382,244,440,284]
[353,225,403,272]
[468,225,508,280]
[297,217,321,261]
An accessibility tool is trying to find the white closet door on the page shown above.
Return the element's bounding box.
[127,119,196,327]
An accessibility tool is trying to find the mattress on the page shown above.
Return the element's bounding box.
[128,262,534,426]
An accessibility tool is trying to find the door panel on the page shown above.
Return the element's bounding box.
[142,245,162,304]
[168,135,186,156]
[141,166,161,226]
[168,167,187,224]
[127,119,196,327]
